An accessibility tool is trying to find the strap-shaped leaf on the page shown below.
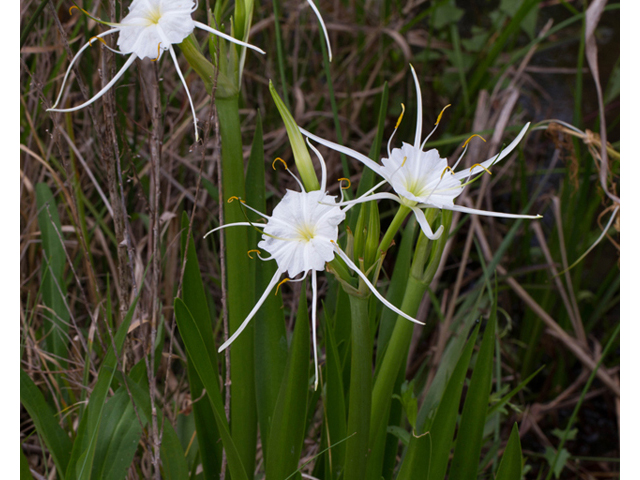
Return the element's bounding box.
[20,369,72,478]
[265,284,310,480]
[495,423,523,480]
[174,298,248,480]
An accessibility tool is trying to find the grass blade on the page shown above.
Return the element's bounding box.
[495,423,523,480]
[265,284,310,480]
[174,298,248,480]
[448,307,497,479]
[20,369,72,478]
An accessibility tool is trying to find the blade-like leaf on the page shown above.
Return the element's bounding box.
[65,294,140,480]
[265,284,310,480]
[174,298,248,480]
[36,183,70,369]
[246,112,288,459]
[448,308,497,479]
[21,446,35,480]
[180,212,222,478]
[20,369,72,478]
[495,423,523,480]
[397,324,479,480]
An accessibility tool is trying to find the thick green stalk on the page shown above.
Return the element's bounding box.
[377,205,411,258]
[344,295,372,478]
[217,95,257,476]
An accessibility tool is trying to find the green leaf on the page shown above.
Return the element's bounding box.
[552,427,577,441]
[448,310,497,479]
[20,369,72,478]
[604,57,620,104]
[544,446,570,479]
[65,293,140,480]
[174,298,248,480]
[323,310,347,477]
[487,365,544,418]
[397,324,479,480]
[432,1,464,29]
[36,183,70,369]
[386,426,411,447]
[265,284,310,480]
[247,112,289,460]
[91,389,142,480]
[180,212,222,478]
[495,423,523,480]
[20,446,35,480]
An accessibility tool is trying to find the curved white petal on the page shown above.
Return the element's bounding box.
[193,21,265,54]
[165,41,199,141]
[334,246,424,325]
[410,206,444,240]
[306,137,328,192]
[441,203,542,219]
[49,28,121,110]
[300,127,386,179]
[48,54,137,113]
[332,192,401,209]
[203,222,264,239]
[218,268,283,352]
[311,270,320,390]
[409,65,423,149]
[305,0,332,62]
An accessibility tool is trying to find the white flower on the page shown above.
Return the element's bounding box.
[300,65,540,240]
[48,0,264,141]
[205,143,422,389]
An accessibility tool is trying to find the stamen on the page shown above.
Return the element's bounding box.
[435,104,452,126]
[401,156,407,167]
[468,163,492,175]
[275,278,290,296]
[227,196,245,203]
[338,177,351,189]
[89,36,108,47]
[462,133,486,148]
[395,103,406,129]
[69,6,79,15]
[151,43,162,62]
[272,157,288,170]
[440,166,453,179]
[247,249,261,259]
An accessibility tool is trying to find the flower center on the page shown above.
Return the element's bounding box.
[294,223,316,242]
[145,6,163,25]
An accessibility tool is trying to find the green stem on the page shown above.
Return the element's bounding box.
[377,205,411,259]
[217,94,257,476]
[344,295,372,478]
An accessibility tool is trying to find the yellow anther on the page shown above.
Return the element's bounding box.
[247,249,261,259]
[395,103,406,129]
[272,157,288,170]
[275,278,290,296]
[440,166,453,179]
[69,6,79,15]
[435,104,452,125]
[338,177,351,189]
[227,196,244,203]
[151,43,162,62]
[469,163,492,175]
[89,36,107,47]
[401,156,407,167]
[462,134,487,148]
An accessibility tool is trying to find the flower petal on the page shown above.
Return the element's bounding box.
[193,21,265,54]
[441,203,542,219]
[410,206,444,240]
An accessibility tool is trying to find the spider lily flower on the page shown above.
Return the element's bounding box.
[205,144,421,389]
[300,65,541,240]
[48,0,264,141]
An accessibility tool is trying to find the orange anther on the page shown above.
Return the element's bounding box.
[338,177,351,189]
[275,278,290,296]
[69,6,79,15]
[469,163,492,175]
[401,156,407,167]
[151,43,162,62]
[395,103,406,129]
[435,104,452,125]
[247,249,261,259]
[440,166,453,179]
[228,196,244,203]
[89,36,107,47]
[272,157,288,170]
[462,134,486,148]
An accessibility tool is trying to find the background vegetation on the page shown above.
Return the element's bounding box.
[20,0,619,478]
